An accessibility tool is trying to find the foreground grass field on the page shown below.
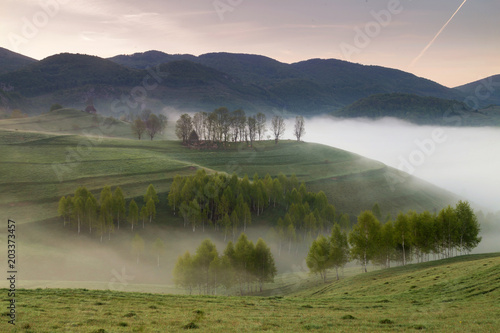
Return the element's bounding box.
[1,253,498,332]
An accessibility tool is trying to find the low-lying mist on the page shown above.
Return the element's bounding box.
[286,116,500,213]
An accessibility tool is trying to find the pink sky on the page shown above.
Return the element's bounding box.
[1,0,498,87]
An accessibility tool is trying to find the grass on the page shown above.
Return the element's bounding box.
[0,110,457,225]
[0,253,498,332]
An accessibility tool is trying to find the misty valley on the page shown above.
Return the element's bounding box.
[0,39,499,330]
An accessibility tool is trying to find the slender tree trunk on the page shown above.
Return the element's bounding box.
[364,251,367,273]
[402,235,406,266]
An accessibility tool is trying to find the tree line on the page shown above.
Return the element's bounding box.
[307,201,481,281]
[173,234,276,295]
[57,184,160,240]
[175,108,306,145]
[167,169,337,244]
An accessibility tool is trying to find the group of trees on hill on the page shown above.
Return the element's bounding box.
[130,109,167,140]
[175,108,306,145]
[173,234,276,295]
[175,108,268,145]
[58,184,159,240]
[167,170,337,244]
[307,201,481,281]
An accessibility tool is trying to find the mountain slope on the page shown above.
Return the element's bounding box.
[3,50,496,125]
[107,50,196,68]
[336,93,472,124]
[0,47,37,75]
[454,74,500,107]
[0,53,143,97]
[108,51,465,113]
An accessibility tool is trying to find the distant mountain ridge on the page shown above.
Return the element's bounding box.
[332,93,494,126]
[0,47,37,75]
[0,48,498,124]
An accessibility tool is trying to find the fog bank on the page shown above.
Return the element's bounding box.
[286,116,500,212]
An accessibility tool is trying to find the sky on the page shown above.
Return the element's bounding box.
[1,0,499,88]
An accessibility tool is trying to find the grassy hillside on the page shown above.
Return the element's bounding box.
[0,108,134,137]
[1,253,497,332]
[0,110,458,225]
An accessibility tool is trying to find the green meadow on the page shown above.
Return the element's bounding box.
[1,253,498,332]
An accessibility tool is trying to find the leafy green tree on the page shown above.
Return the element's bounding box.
[131,233,145,264]
[58,196,68,226]
[131,117,146,140]
[375,220,396,268]
[85,194,98,234]
[152,237,165,267]
[294,115,305,141]
[271,178,283,207]
[113,187,126,230]
[372,203,382,220]
[437,205,458,258]
[140,205,148,229]
[128,199,139,231]
[173,252,196,294]
[348,211,381,272]
[158,114,168,134]
[230,210,239,242]
[253,238,277,291]
[455,201,481,254]
[73,196,85,235]
[144,184,159,205]
[394,212,411,265]
[146,113,162,140]
[286,216,296,254]
[339,213,351,231]
[99,186,114,241]
[222,213,231,242]
[329,223,349,280]
[306,235,331,282]
[234,233,255,294]
[271,115,285,144]
[241,202,251,232]
[188,199,201,232]
[168,175,184,215]
[194,239,218,294]
[146,198,156,223]
[255,112,266,141]
[176,113,193,143]
[73,186,92,234]
[247,116,257,146]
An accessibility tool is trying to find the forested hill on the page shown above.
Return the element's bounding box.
[335,93,476,125]
[1,49,498,124]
